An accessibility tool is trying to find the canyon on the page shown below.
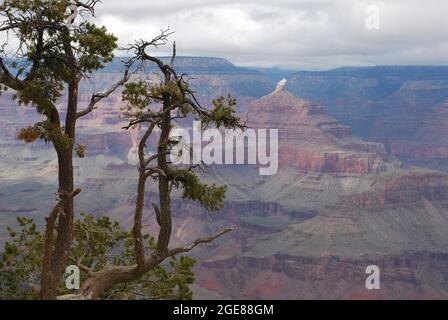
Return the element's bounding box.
[191,84,448,299]
[286,66,448,172]
[1,58,448,299]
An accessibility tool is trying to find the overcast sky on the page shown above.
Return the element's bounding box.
[94,0,448,70]
[2,0,446,70]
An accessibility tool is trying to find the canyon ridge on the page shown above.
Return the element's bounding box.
[1,58,448,299]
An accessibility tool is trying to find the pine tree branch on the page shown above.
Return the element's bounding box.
[167,229,234,256]
[76,68,131,119]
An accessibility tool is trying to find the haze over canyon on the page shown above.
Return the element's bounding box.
[1,57,448,299]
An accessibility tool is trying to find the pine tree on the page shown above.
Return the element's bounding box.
[0,214,196,300]
[1,2,242,300]
[74,31,242,299]
[0,0,130,299]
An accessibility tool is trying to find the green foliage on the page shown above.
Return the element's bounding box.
[122,81,153,113]
[121,81,187,117]
[121,78,240,219]
[1,0,118,137]
[122,73,241,131]
[168,169,227,212]
[203,95,240,130]
[73,23,117,73]
[151,81,184,105]
[0,217,43,300]
[0,214,196,300]
[106,255,195,300]
[122,77,240,214]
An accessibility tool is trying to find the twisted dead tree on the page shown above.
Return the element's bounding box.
[73,31,242,299]
[0,0,131,299]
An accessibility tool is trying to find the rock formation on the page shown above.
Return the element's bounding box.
[246,80,389,174]
[2,61,448,299]
[193,84,448,299]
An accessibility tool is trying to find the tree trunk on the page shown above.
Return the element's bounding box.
[40,81,78,299]
[133,172,147,268]
[156,71,173,253]
[40,149,75,299]
[80,254,165,299]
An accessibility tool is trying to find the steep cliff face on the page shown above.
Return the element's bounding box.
[287,66,448,172]
[371,94,448,169]
[191,84,448,299]
[246,83,387,173]
[88,57,275,111]
[193,168,448,299]
[197,252,448,299]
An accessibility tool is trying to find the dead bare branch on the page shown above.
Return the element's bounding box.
[76,67,131,119]
[167,229,234,256]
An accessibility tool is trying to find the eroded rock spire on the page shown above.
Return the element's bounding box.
[275,79,288,93]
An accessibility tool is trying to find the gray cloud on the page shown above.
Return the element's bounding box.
[90,0,448,69]
[9,0,443,70]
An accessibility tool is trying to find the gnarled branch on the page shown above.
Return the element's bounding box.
[76,68,131,119]
[167,229,234,257]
